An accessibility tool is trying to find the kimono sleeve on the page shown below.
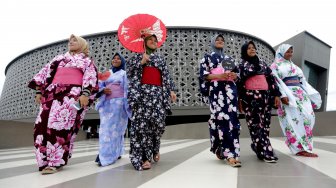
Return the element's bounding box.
[199,54,211,98]
[126,54,143,108]
[265,66,281,97]
[82,59,99,96]
[27,62,51,90]
[161,58,176,92]
[95,80,106,99]
[297,66,322,109]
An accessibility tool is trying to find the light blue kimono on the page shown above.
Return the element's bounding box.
[95,69,131,166]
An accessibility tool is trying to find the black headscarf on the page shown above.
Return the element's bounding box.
[111,52,126,73]
[241,41,260,65]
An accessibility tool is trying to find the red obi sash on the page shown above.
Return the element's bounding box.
[52,67,83,85]
[105,83,124,99]
[245,75,269,90]
[141,66,162,86]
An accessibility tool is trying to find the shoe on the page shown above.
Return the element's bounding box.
[263,157,278,163]
[296,151,318,157]
[153,153,160,162]
[215,149,224,160]
[227,158,242,167]
[41,167,57,175]
[95,155,101,166]
[141,161,151,170]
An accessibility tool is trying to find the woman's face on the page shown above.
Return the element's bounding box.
[215,36,225,49]
[145,36,158,50]
[247,43,256,57]
[284,47,293,60]
[112,55,122,68]
[68,37,81,53]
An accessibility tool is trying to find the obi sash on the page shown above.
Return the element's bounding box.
[283,76,300,86]
[245,75,268,90]
[52,67,83,85]
[141,66,162,86]
[105,83,124,99]
[210,67,233,82]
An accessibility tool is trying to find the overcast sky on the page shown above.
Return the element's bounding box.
[0,0,335,110]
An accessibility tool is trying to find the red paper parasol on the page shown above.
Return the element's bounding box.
[118,14,167,53]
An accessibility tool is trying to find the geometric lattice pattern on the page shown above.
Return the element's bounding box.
[0,27,275,120]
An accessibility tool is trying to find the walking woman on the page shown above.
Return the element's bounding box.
[238,41,281,163]
[95,52,131,166]
[127,34,177,170]
[199,34,241,167]
[28,34,98,174]
[271,44,321,157]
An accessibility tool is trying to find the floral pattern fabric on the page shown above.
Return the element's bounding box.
[199,52,241,160]
[95,69,131,166]
[127,53,175,170]
[28,52,98,170]
[238,59,280,161]
[271,57,321,154]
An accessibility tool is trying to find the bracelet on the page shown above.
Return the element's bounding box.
[81,89,90,97]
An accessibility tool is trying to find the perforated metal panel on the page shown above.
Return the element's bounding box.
[0,27,275,120]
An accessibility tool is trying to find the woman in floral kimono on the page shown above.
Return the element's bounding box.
[199,34,241,167]
[238,41,281,163]
[28,34,98,174]
[95,52,131,166]
[127,34,177,171]
[271,44,321,157]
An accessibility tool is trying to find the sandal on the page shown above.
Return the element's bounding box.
[296,151,318,157]
[153,153,160,162]
[41,167,57,175]
[141,161,151,170]
[227,158,242,167]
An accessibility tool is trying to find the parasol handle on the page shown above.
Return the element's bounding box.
[141,34,147,55]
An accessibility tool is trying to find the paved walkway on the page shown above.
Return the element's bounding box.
[0,137,335,188]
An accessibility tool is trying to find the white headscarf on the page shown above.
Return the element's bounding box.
[274,44,293,63]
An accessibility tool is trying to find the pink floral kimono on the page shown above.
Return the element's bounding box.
[28,52,98,171]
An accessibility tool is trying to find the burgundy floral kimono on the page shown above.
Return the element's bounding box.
[28,52,98,171]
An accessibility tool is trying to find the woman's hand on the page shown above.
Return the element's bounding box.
[103,88,112,95]
[170,91,177,102]
[79,95,89,108]
[35,94,42,104]
[274,96,281,108]
[228,72,237,80]
[141,53,150,65]
[238,99,244,113]
[281,97,289,105]
[217,73,230,80]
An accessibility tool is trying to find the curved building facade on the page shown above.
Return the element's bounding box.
[0,26,275,120]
